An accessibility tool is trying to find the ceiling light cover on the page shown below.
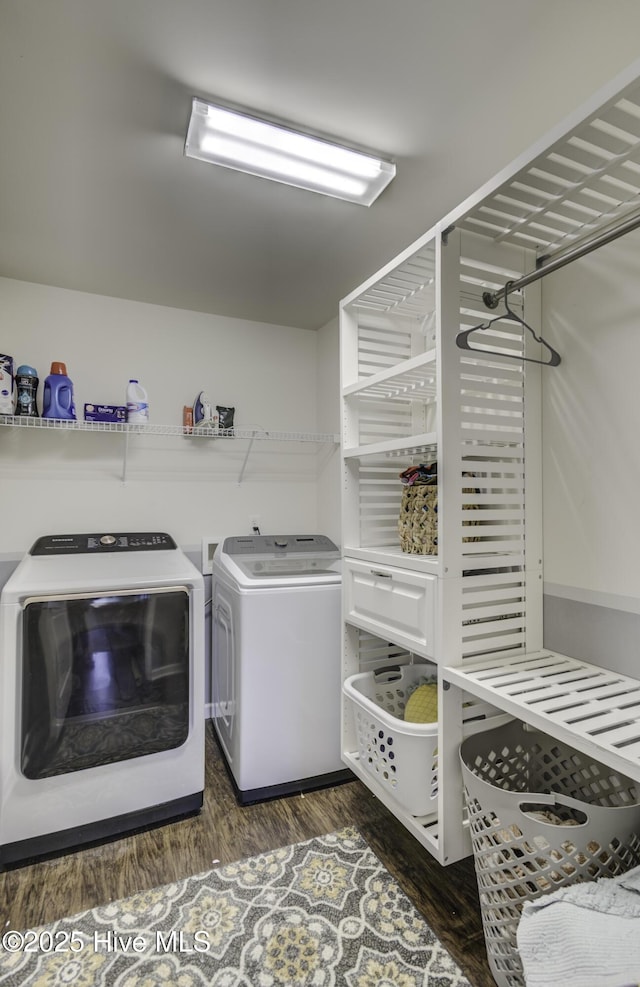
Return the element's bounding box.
[184,98,395,206]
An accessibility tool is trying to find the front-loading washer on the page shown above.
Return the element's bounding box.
[0,531,205,866]
[211,534,350,803]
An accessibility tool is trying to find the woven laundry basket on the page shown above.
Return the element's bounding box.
[460,720,640,987]
[398,484,437,555]
[397,481,482,554]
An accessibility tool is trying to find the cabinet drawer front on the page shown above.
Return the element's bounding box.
[344,559,436,657]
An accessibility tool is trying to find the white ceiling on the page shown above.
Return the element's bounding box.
[3,1,640,331]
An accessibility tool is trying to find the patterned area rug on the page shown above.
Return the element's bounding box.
[0,826,471,986]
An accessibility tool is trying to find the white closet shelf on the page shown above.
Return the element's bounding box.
[0,416,338,444]
[343,349,437,401]
[343,544,439,574]
[341,750,440,855]
[343,431,437,460]
[343,240,436,321]
[456,72,640,261]
[444,649,640,783]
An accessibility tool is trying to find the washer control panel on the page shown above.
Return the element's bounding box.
[223,534,338,557]
[30,532,177,555]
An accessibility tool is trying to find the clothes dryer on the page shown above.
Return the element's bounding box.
[0,531,205,866]
[211,534,349,803]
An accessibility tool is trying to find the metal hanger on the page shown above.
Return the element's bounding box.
[455,282,561,366]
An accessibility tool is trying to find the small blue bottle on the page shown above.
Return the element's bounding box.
[42,361,76,420]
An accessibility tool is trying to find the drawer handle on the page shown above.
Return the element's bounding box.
[371,570,392,578]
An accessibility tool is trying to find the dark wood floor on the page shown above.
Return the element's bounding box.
[0,726,494,986]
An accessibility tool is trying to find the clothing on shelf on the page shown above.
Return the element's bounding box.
[399,462,437,486]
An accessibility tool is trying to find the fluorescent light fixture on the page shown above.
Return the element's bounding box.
[184,98,395,206]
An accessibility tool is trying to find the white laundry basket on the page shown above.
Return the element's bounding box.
[460,720,640,987]
[343,664,439,816]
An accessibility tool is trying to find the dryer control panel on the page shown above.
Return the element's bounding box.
[30,532,177,555]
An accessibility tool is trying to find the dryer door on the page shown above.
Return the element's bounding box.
[21,586,191,778]
[211,581,235,762]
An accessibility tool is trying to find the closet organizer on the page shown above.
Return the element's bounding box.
[340,56,640,865]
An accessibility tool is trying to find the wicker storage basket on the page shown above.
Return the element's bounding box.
[460,720,640,987]
[398,484,437,555]
[397,482,481,554]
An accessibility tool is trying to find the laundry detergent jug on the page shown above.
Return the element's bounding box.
[42,362,76,420]
[126,379,149,424]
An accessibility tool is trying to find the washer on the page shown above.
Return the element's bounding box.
[0,531,205,866]
[211,534,349,803]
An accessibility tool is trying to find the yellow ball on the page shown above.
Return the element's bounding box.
[404,682,438,723]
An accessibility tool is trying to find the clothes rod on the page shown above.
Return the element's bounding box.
[482,210,640,309]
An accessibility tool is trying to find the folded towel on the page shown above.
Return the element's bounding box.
[618,863,640,896]
[517,866,640,986]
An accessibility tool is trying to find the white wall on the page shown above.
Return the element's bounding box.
[1,277,334,557]
[542,228,640,610]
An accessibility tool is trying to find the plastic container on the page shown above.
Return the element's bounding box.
[126,379,149,424]
[343,664,439,815]
[42,362,76,420]
[343,663,501,816]
[460,720,640,987]
[15,365,39,417]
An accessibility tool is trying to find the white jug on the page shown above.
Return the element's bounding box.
[126,379,149,424]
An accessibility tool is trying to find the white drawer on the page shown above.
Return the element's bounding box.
[344,558,437,658]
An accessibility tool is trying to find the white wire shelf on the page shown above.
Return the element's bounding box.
[1,415,338,483]
[0,416,338,443]
[444,649,640,783]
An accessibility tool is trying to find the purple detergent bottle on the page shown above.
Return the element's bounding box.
[42,361,76,420]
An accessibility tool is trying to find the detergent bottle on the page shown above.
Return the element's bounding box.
[15,365,39,417]
[126,379,149,424]
[42,362,76,420]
